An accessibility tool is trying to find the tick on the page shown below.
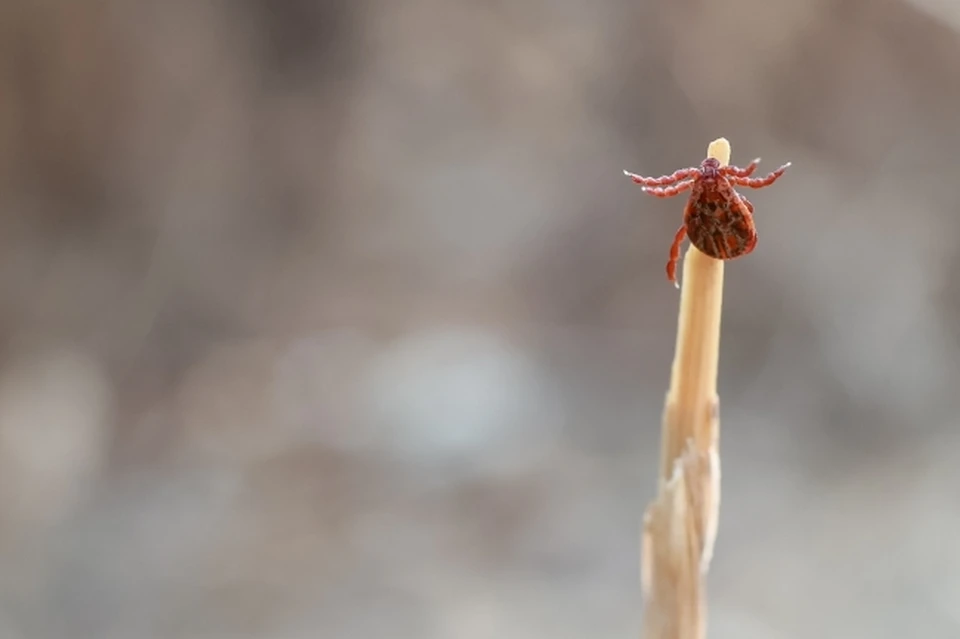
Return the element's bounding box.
[623,155,791,287]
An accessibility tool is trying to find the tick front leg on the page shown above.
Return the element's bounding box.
[642,179,694,198]
[739,195,754,213]
[624,166,698,187]
[722,157,761,178]
[729,162,791,189]
[666,224,687,288]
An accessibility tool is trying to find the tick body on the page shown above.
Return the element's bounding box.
[624,156,790,287]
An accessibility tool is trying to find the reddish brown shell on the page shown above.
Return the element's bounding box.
[683,176,756,260]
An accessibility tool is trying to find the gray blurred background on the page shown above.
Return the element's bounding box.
[0,0,959,637]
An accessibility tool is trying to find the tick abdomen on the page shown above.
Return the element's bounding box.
[688,224,755,260]
[686,201,755,259]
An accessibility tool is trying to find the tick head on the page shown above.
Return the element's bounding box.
[700,157,721,179]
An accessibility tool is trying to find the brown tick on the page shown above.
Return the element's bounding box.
[624,155,790,287]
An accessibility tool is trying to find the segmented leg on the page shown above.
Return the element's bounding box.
[729,162,791,189]
[739,195,754,213]
[666,224,687,287]
[623,166,698,187]
[641,180,694,198]
[722,158,761,178]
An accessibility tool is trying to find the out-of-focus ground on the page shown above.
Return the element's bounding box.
[1,0,959,637]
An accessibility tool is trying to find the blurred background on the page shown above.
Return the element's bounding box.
[0,0,959,637]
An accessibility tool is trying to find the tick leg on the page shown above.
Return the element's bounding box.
[729,162,791,189]
[624,167,698,187]
[642,179,694,198]
[739,195,754,214]
[666,224,687,288]
[722,158,761,178]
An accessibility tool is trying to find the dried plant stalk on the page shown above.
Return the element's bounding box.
[640,138,730,639]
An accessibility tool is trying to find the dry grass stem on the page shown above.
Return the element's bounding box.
[640,138,730,639]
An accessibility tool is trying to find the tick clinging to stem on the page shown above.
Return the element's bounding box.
[624,154,791,287]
